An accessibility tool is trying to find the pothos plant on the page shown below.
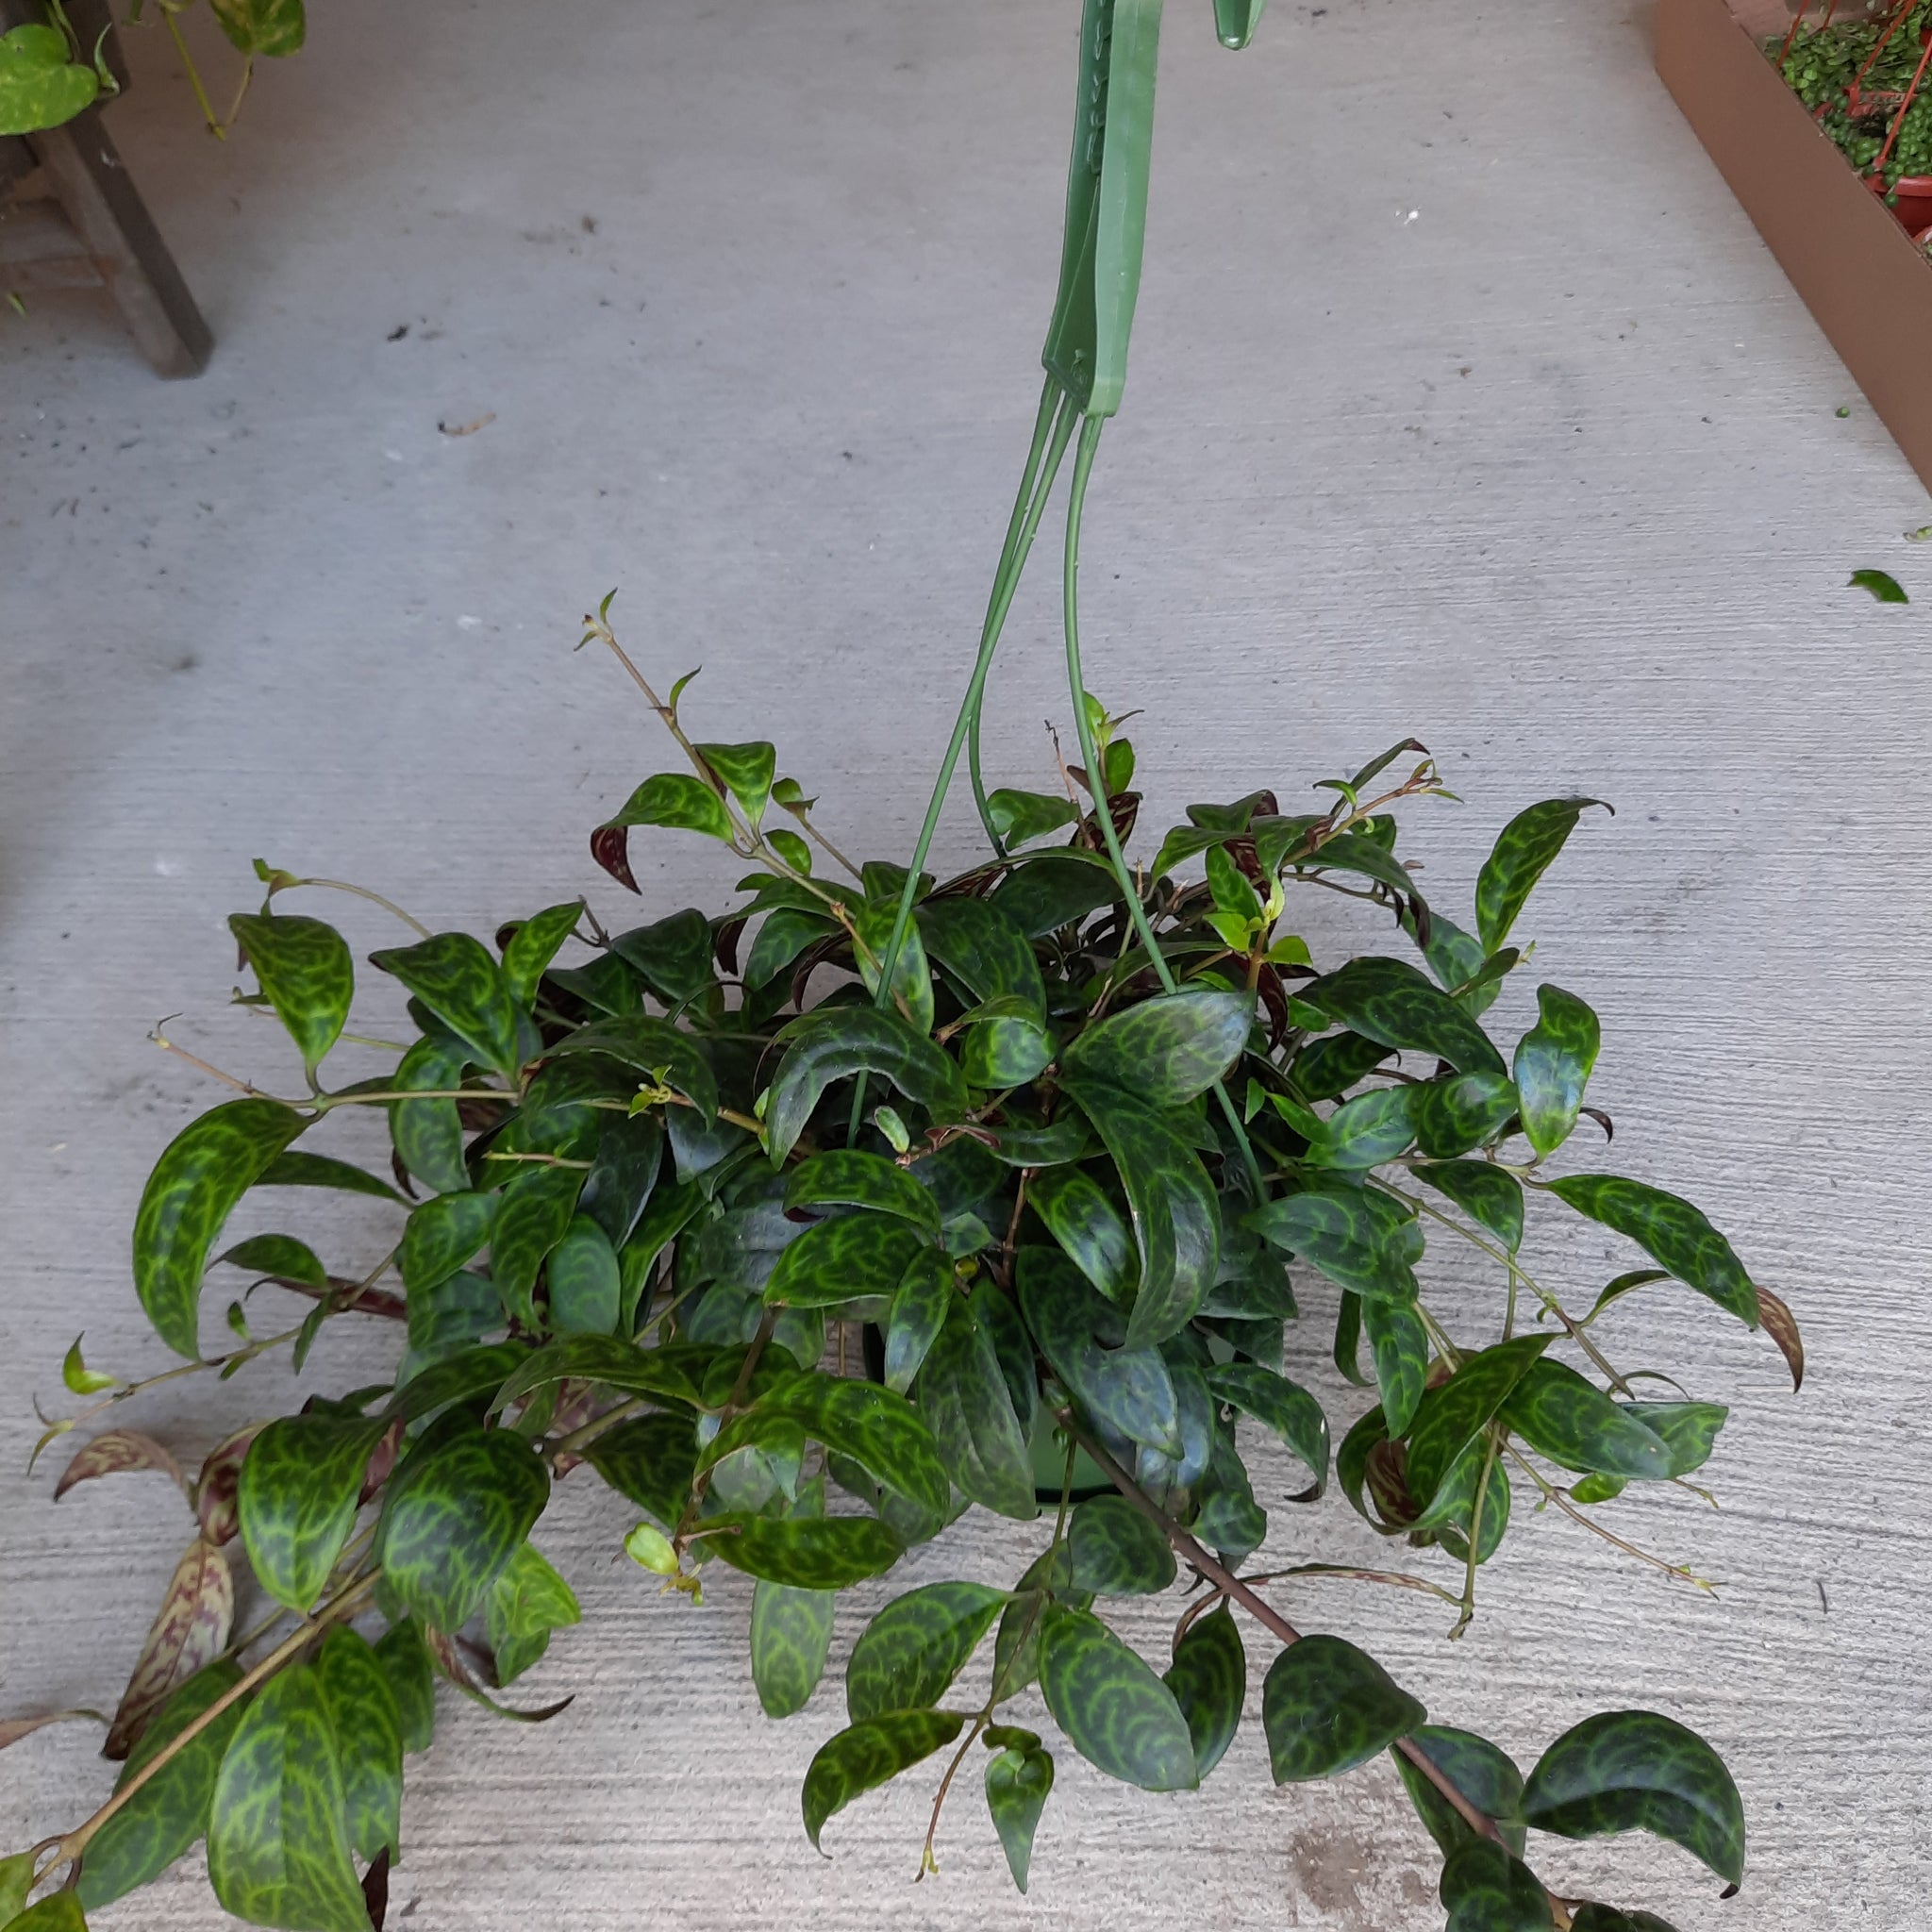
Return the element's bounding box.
[0,0,302,142]
[2,4,1802,1930]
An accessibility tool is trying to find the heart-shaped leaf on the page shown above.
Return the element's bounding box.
[0,24,98,138]
[985,1736,1055,1891]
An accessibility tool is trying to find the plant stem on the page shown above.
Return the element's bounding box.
[1057,417,1264,1194]
[1450,1430,1501,1641]
[49,1571,378,1874]
[282,877,433,940]
[1059,1410,1570,1924]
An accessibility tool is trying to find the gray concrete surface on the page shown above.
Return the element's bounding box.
[3,0,1927,1925]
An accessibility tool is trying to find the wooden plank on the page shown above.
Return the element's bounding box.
[1657,0,1932,492]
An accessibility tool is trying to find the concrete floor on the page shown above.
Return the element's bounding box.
[3,0,1928,1925]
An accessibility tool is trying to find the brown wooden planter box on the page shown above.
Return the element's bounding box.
[1657,0,1932,491]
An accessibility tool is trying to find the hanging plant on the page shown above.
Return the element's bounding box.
[1,6,1800,1930]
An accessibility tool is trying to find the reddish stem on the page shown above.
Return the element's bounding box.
[1874,25,1932,171]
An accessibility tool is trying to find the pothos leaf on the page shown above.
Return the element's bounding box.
[230,912,355,1074]
[0,24,99,138]
[1520,1709,1745,1888]
[134,1098,308,1358]
[801,1709,965,1850]
[209,0,306,58]
[207,1662,367,1932]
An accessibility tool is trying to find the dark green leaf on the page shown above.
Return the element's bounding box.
[1404,1337,1549,1512]
[239,1416,383,1612]
[884,1246,953,1394]
[489,1164,584,1330]
[1394,1724,1527,1857]
[1291,1030,1394,1102]
[230,913,354,1074]
[985,1738,1054,1891]
[371,932,522,1081]
[218,1233,326,1291]
[578,1108,663,1251]
[610,908,716,1007]
[1361,1296,1429,1437]
[1307,1085,1418,1169]
[134,1099,308,1358]
[549,1016,718,1124]
[1162,1605,1244,1779]
[1475,799,1609,955]
[914,1291,1037,1520]
[765,1007,968,1162]
[1570,1908,1683,1932]
[852,898,936,1037]
[784,1150,940,1233]
[1018,1247,1180,1459]
[706,1513,903,1590]
[750,1560,836,1719]
[601,772,735,844]
[958,1002,1056,1088]
[1059,1076,1219,1349]
[399,1191,495,1297]
[1439,1838,1551,1931]
[715,1374,949,1517]
[1067,1495,1175,1594]
[1202,1362,1328,1497]
[846,1581,1008,1722]
[76,1662,250,1910]
[207,1663,367,1932]
[547,1214,621,1335]
[1513,985,1601,1157]
[1415,1162,1524,1252]
[2,1892,87,1930]
[375,1428,549,1632]
[1249,1175,1423,1302]
[1303,958,1505,1077]
[990,853,1121,937]
[313,1627,402,1864]
[746,907,839,991]
[1030,1166,1135,1304]
[916,897,1048,1008]
[801,1709,964,1850]
[1547,1175,1758,1326]
[1062,988,1250,1108]
[387,1040,470,1197]
[1412,1072,1518,1159]
[1039,1605,1196,1790]
[987,788,1079,850]
[583,1412,699,1529]
[694,741,775,822]
[489,1334,707,1417]
[763,1213,927,1309]
[486,1541,580,1684]
[253,1151,408,1205]
[1501,1361,1674,1479]
[501,900,584,1008]
[373,1622,436,1755]
[1521,1709,1745,1887]
[1262,1634,1425,1782]
[1849,567,1908,603]
[1620,1402,1726,1476]
[384,1341,527,1424]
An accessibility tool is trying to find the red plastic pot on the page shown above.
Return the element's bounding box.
[1870,171,1932,238]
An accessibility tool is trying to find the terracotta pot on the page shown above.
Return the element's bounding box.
[1871,171,1932,234]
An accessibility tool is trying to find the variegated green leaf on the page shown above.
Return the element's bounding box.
[1404,1336,1549,1512]
[0,23,98,137]
[399,1191,496,1297]
[1392,1723,1527,1858]
[705,1513,903,1590]
[489,1163,584,1330]
[1414,1160,1524,1252]
[388,1039,471,1196]
[1249,1175,1423,1303]
[1475,798,1608,955]
[1303,957,1505,1077]
[600,772,735,844]
[914,1291,1037,1520]
[374,1621,436,1755]
[762,1212,926,1310]
[1547,1175,1759,1326]
[207,1663,365,1931]
[375,1428,549,1633]
[239,1415,383,1612]
[764,1007,967,1162]
[1203,1362,1328,1497]
[1067,1495,1174,1594]
[582,1411,700,1529]
[230,913,354,1075]
[883,1246,953,1394]
[1500,1360,1674,1480]
[549,1017,718,1124]
[1030,1166,1135,1304]
[784,1149,940,1233]
[985,1735,1055,1891]
[845,1580,1008,1723]
[801,1709,964,1850]
[501,901,585,1008]
[313,1627,402,1864]
[1262,1634,1424,1782]
[546,1214,621,1336]
[1038,1605,1195,1791]
[915,896,1047,1007]
[370,932,522,1081]
[486,1542,581,1685]
[1513,984,1601,1157]
[134,1099,308,1358]
[1162,1604,1245,1779]
[209,0,306,57]
[1062,988,1251,1108]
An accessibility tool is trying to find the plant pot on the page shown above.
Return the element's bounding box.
[1872,171,1932,236]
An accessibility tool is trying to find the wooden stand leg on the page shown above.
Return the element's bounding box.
[26,108,211,378]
